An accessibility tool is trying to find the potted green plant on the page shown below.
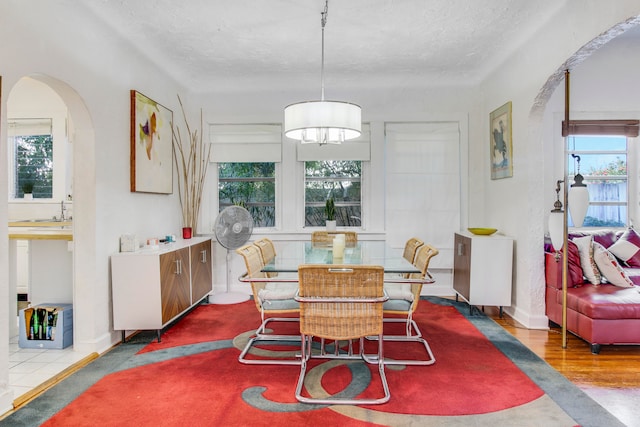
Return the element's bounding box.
[21,180,34,200]
[325,197,336,231]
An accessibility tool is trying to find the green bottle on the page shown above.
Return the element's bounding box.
[32,309,40,340]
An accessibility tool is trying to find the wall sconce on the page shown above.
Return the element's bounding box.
[567,154,589,227]
[548,180,565,257]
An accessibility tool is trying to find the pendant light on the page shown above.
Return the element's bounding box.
[568,154,589,227]
[549,180,565,253]
[284,0,361,145]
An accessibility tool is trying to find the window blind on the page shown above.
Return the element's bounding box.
[210,124,282,162]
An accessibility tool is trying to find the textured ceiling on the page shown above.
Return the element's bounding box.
[80,0,570,93]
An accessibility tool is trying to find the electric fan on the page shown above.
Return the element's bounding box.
[209,205,253,304]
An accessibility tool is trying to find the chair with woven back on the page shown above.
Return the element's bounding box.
[381,243,439,365]
[295,264,390,405]
[235,243,300,365]
[253,237,277,278]
[403,237,424,264]
[311,231,358,245]
[400,237,424,279]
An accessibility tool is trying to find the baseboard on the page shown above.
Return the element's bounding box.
[73,331,114,355]
[508,305,550,330]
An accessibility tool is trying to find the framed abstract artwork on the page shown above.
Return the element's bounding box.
[130,90,173,193]
[490,101,513,180]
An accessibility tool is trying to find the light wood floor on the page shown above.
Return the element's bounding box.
[484,306,640,427]
[486,307,640,388]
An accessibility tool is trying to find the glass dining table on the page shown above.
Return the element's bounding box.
[261,241,422,277]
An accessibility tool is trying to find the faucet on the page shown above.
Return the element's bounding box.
[60,200,66,221]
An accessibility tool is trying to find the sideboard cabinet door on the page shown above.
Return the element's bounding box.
[160,247,191,324]
[190,239,212,303]
[453,232,513,310]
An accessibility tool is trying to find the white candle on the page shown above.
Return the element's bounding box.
[333,234,345,258]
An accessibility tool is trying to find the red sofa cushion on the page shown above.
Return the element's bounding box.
[552,283,640,319]
[544,246,583,290]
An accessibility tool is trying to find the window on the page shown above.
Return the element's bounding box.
[304,160,361,227]
[10,118,54,199]
[567,135,627,227]
[218,162,275,227]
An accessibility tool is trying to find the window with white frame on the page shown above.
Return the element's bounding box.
[9,118,54,199]
[210,124,281,228]
[298,124,371,228]
[304,161,362,227]
[218,162,276,227]
[567,135,627,227]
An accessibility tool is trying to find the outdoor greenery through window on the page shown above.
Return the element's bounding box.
[11,118,53,199]
[305,161,361,227]
[218,162,275,227]
[567,135,627,227]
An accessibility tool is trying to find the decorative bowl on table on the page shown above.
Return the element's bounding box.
[467,227,498,236]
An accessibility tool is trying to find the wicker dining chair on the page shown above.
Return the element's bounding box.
[401,237,424,279]
[235,244,300,365]
[381,243,439,366]
[403,237,424,264]
[253,237,278,278]
[311,231,358,244]
[295,265,390,405]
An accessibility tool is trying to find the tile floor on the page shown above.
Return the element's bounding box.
[8,333,89,401]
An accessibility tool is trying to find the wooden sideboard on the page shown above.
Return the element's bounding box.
[111,237,212,341]
[453,231,513,315]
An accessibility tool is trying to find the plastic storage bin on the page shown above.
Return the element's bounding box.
[19,303,73,349]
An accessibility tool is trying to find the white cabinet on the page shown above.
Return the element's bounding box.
[111,237,212,341]
[453,232,513,313]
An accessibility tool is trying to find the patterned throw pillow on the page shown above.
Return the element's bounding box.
[572,235,601,285]
[608,228,640,267]
[593,242,635,288]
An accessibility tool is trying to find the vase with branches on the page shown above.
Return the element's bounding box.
[172,95,211,238]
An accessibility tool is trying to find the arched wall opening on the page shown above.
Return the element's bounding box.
[521,16,640,327]
[7,73,97,355]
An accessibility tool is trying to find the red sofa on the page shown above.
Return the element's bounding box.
[545,229,640,354]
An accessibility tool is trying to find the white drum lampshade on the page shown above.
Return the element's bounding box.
[284,100,361,145]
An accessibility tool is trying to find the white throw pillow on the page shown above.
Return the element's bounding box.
[572,235,601,285]
[593,242,634,288]
[383,284,414,301]
[258,283,298,300]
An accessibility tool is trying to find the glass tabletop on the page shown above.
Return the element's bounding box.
[262,241,420,274]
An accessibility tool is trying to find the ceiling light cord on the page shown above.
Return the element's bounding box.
[283,0,361,145]
[320,0,328,101]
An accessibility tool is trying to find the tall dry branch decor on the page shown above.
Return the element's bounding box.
[172,95,211,232]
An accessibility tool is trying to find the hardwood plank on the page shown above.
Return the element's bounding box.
[485,306,640,388]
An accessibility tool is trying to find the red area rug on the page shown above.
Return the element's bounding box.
[41,300,578,426]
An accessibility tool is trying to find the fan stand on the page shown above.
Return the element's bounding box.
[209,250,250,304]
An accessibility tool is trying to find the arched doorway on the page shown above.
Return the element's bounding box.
[6,74,96,401]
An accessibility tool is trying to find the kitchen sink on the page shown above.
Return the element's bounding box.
[10,219,72,227]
